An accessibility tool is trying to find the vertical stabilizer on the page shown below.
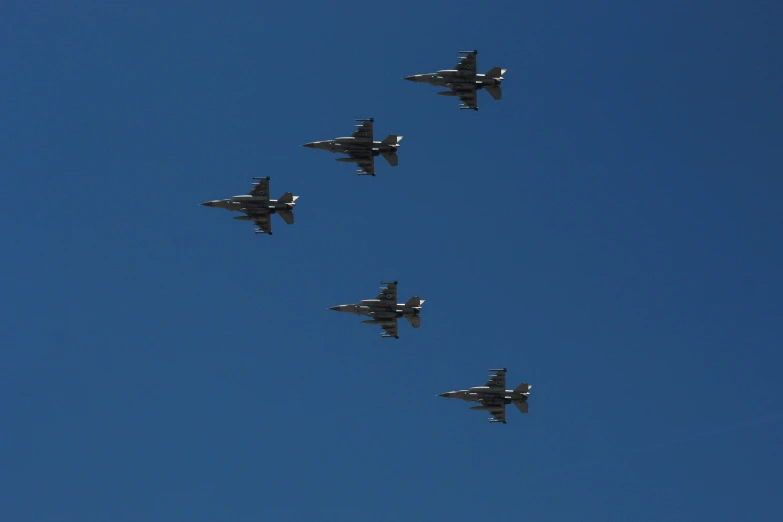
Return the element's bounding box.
[486,66,506,78]
[277,192,297,204]
[381,134,403,145]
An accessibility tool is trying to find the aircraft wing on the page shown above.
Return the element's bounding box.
[485,402,507,423]
[248,177,270,199]
[346,151,376,176]
[454,85,479,109]
[454,51,477,72]
[351,119,374,140]
[379,318,399,339]
[375,281,397,303]
[247,210,272,235]
[483,368,506,389]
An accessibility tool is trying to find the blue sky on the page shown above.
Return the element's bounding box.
[2,1,782,521]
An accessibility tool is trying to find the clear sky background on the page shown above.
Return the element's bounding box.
[2,1,782,521]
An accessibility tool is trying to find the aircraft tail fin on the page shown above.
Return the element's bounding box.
[278,210,294,225]
[514,401,529,414]
[381,134,403,145]
[404,315,421,328]
[277,192,298,204]
[382,152,398,167]
[486,66,507,78]
[404,296,424,308]
[514,382,531,394]
[485,85,503,100]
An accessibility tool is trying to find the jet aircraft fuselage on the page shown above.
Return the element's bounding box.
[329,300,422,319]
[405,70,502,89]
[439,368,531,423]
[302,119,402,176]
[202,195,294,213]
[328,281,424,338]
[303,137,399,157]
[403,50,506,110]
[439,387,530,403]
[201,177,298,235]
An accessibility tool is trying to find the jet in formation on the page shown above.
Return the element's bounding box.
[201,177,299,235]
[404,49,507,111]
[329,281,424,338]
[439,368,531,423]
[302,118,403,176]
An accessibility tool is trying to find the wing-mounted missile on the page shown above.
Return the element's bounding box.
[489,419,506,424]
[459,105,479,111]
[489,368,508,373]
[380,281,398,285]
[254,229,272,235]
[355,118,374,122]
[458,49,478,55]
[252,176,270,181]
[356,170,375,176]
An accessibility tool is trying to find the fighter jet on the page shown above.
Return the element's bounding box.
[201,177,298,235]
[329,281,424,338]
[403,49,506,111]
[439,368,531,424]
[302,118,403,176]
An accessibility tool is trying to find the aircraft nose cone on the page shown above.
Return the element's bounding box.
[403,75,417,82]
[302,142,317,148]
[438,392,449,398]
[201,201,214,207]
[329,305,340,311]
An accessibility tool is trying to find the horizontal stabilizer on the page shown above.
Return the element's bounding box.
[277,192,297,204]
[514,401,529,414]
[404,296,424,308]
[383,154,400,167]
[514,382,530,393]
[382,153,398,167]
[381,134,403,145]
[486,66,507,78]
[278,210,294,225]
[485,85,502,100]
[404,315,421,328]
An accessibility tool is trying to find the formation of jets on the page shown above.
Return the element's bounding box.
[201,50,527,423]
